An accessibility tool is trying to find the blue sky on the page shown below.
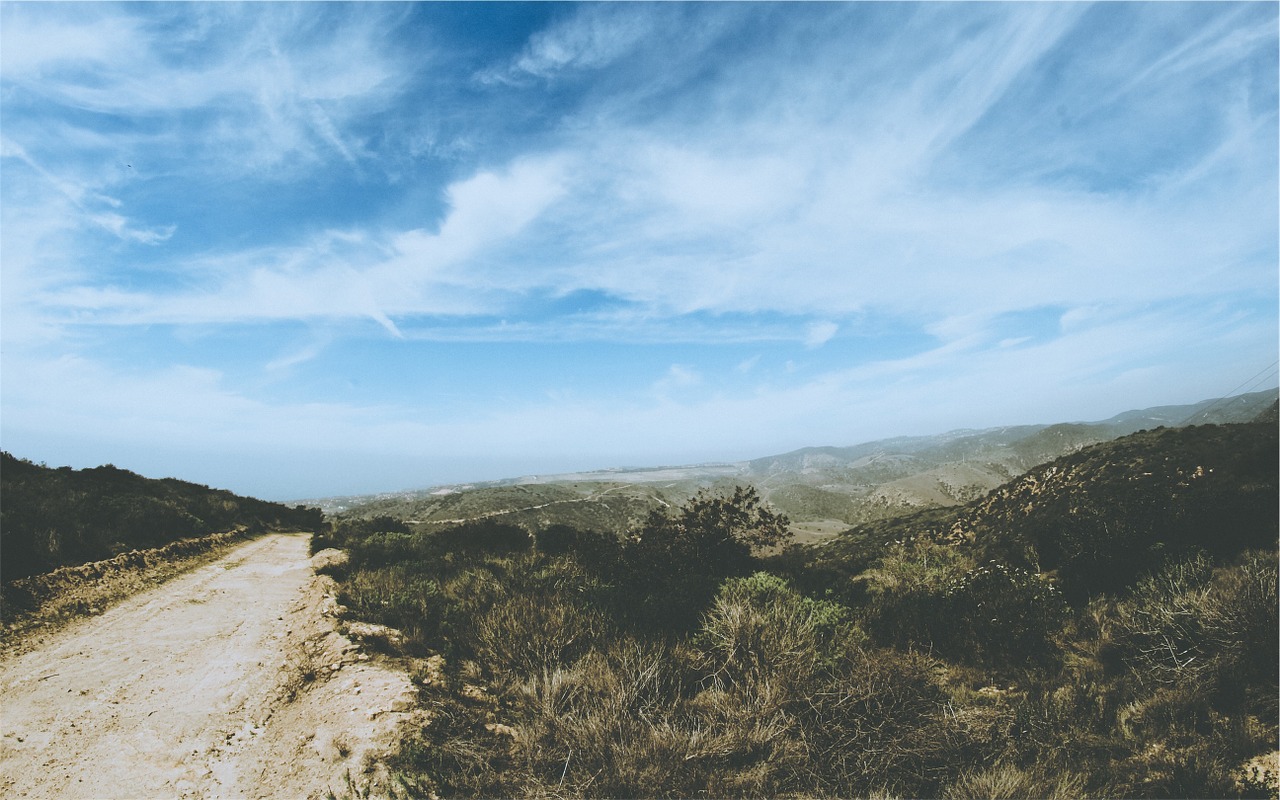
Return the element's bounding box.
[2,2,1276,500]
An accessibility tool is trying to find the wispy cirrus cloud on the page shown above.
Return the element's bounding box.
[12,3,1274,342]
[503,3,658,81]
[0,138,173,244]
[1,3,405,177]
[27,155,569,334]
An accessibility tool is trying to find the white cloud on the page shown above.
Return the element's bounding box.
[1,3,1274,496]
[264,335,331,372]
[402,157,568,270]
[2,5,404,177]
[804,321,839,349]
[482,5,1267,337]
[0,5,141,76]
[1107,6,1275,107]
[2,139,172,245]
[23,156,568,331]
[652,364,701,400]
[10,4,1275,348]
[498,4,658,81]
[638,145,807,230]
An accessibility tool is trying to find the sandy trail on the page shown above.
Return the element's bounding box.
[0,533,417,799]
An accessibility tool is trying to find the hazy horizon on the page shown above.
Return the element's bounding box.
[2,3,1277,500]
[6,386,1276,504]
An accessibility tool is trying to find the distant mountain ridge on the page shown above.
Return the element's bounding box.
[321,389,1276,529]
[751,389,1275,524]
[807,413,1279,605]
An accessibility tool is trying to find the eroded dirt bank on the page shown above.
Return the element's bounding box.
[0,533,417,799]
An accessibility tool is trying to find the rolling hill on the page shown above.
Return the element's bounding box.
[324,389,1277,536]
[800,412,1278,604]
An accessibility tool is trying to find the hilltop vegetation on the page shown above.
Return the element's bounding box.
[0,452,322,582]
[802,419,1278,598]
[319,419,1278,798]
[746,389,1275,525]
[336,481,694,538]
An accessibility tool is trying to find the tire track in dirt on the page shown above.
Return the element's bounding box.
[0,533,417,799]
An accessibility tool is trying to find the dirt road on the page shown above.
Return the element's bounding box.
[0,533,418,799]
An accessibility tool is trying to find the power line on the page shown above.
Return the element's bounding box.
[1174,360,1279,427]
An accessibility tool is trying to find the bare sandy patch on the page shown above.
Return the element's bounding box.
[0,534,418,799]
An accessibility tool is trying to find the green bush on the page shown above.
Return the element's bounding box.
[433,520,532,555]
[615,487,790,632]
[696,572,854,689]
[1113,550,1279,723]
[861,538,973,652]
[1197,551,1279,719]
[471,588,609,677]
[696,573,823,692]
[861,545,1064,668]
[336,565,442,654]
[533,523,583,555]
[535,524,623,573]
[941,561,1066,667]
[1112,552,1216,689]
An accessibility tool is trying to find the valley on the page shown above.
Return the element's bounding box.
[1,389,1275,799]
[312,413,1278,798]
[319,389,1277,538]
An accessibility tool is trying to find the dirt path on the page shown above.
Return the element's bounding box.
[0,533,418,799]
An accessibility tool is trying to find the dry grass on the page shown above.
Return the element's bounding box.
[322,489,1279,799]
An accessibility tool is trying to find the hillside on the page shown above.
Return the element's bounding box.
[807,418,1278,603]
[0,453,323,582]
[950,421,1277,599]
[315,415,1278,798]
[746,389,1277,524]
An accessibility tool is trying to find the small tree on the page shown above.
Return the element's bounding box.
[617,486,790,632]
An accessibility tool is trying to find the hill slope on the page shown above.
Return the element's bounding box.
[746,389,1276,523]
[810,419,1278,602]
[317,415,1279,799]
[0,453,322,582]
